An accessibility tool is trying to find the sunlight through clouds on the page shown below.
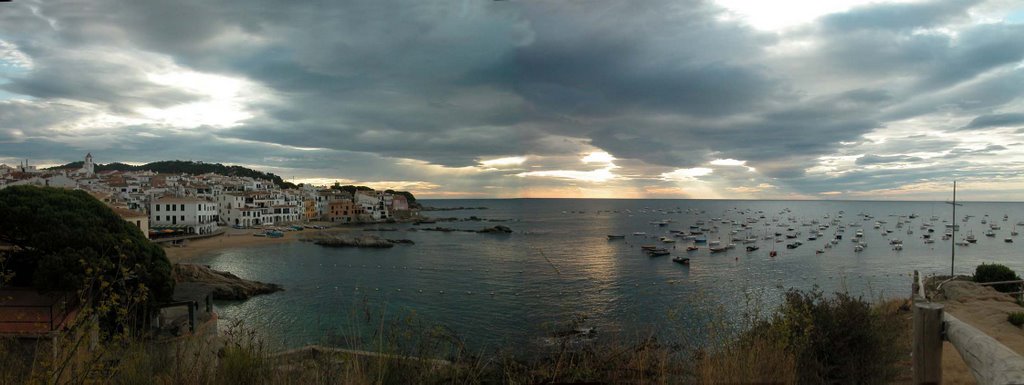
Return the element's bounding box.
[138,71,263,128]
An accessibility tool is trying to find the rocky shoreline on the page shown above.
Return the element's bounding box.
[173,263,283,300]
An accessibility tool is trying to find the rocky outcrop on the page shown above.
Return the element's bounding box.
[307,234,413,248]
[172,264,283,300]
[477,225,512,234]
[418,225,513,234]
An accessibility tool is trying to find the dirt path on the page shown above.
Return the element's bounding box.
[933,280,1024,384]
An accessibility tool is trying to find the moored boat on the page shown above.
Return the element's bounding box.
[647,248,671,256]
[672,256,690,264]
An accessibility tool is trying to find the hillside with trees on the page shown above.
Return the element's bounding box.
[0,186,174,332]
[50,160,299,189]
[47,161,420,205]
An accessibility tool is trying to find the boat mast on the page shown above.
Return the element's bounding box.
[951,181,956,276]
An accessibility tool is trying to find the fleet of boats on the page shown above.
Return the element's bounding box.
[605,206,1024,267]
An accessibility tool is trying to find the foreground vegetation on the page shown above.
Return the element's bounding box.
[0,288,911,385]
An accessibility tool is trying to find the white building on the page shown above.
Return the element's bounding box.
[112,206,150,239]
[355,191,390,221]
[149,197,219,235]
[79,153,95,176]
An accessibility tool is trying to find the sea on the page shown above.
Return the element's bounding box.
[194,199,1024,353]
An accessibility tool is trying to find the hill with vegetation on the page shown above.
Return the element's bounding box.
[49,160,298,189]
[48,160,420,206]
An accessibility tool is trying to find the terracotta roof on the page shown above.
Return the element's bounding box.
[153,196,210,204]
[110,206,146,218]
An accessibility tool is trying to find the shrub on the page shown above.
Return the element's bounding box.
[1009,312,1024,327]
[975,263,1021,293]
[754,288,904,384]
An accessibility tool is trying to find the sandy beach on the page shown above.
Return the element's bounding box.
[163,226,358,262]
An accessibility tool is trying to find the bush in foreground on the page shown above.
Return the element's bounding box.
[975,263,1021,293]
[738,288,905,384]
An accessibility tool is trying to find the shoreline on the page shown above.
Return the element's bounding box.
[163,226,358,262]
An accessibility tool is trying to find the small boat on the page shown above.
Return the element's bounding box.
[709,246,728,253]
[745,245,759,252]
[966,232,977,243]
[815,249,824,254]
[607,234,626,239]
[786,242,802,249]
[984,230,996,237]
[648,248,670,256]
[672,256,690,265]
[686,246,699,252]
[640,245,658,251]
[660,237,676,243]
[1006,238,1014,243]
[633,232,647,236]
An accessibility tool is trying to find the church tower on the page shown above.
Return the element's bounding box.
[82,152,95,176]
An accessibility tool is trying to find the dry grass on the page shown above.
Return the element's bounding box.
[0,292,914,385]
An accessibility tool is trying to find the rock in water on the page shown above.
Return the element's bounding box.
[477,225,512,234]
[311,234,396,248]
[172,264,283,300]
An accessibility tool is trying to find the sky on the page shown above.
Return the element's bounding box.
[2,0,1024,200]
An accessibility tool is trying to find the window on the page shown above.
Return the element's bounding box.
[156,216,160,221]
[155,205,160,212]
[166,204,171,211]
[181,215,185,221]
[180,204,185,211]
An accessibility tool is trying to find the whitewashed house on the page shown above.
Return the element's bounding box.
[355,191,390,221]
[150,197,219,235]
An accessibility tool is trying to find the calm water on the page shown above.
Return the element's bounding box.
[196,199,1024,351]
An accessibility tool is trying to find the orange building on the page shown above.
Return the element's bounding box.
[328,199,362,223]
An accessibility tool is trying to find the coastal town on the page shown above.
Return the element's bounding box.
[0,153,416,241]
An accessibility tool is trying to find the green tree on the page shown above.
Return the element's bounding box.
[0,186,174,305]
[975,263,1021,293]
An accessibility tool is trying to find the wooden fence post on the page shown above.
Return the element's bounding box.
[188,301,197,333]
[913,302,944,385]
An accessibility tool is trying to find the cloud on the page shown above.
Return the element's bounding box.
[819,0,979,33]
[661,168,713,181]
[963,113,1024,130]
[2,0,1024,199]
[855,154,925,165]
